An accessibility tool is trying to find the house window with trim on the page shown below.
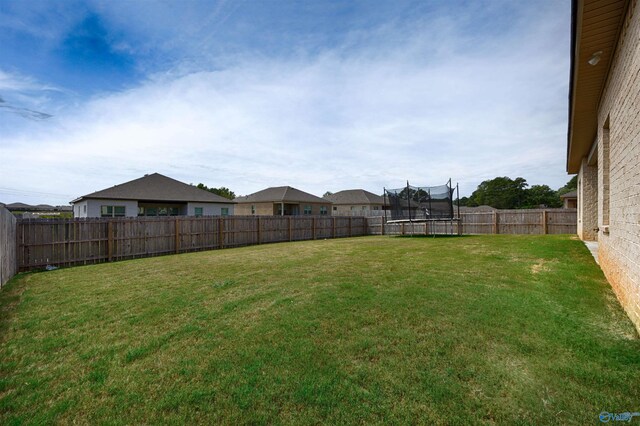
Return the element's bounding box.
[303,205,312,215]
[101,205,125,217]
[194,207,203,217]
[333,206,337,211]
[221,207,229,216]
[251,205,256,215]
[320,206,328,215]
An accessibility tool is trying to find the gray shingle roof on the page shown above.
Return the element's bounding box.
[72,173,233,204]
[235,186,328,204]
[560,190,577,198]
[324,189,384,205]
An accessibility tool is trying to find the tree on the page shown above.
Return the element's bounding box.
[323,191,333,197]
[196,184,236,200]
[468,177,528,209]
[523,184,562,208]
[557,175,577,196]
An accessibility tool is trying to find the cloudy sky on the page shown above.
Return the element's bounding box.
[0,0,571,205]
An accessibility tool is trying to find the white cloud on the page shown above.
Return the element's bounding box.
[0,2,571,205]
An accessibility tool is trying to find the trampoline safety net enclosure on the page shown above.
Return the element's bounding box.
[384,179,459,222]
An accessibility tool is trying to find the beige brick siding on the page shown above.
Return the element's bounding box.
[578,158,598,241]
[585,2,640,332]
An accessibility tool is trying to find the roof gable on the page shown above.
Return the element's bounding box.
[235,186,328,204]
[72,173,233,204]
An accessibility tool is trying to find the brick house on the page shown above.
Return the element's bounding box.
[323,189,384,215]
[234,186,331,216]
[71,173,234,218]
[567,0,640,330]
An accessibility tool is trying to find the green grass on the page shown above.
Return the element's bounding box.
[0,235,638,424]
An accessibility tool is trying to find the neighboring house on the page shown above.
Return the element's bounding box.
[234,186,331,216]
[567,0,640,330]
[560,190,577,209]
[5,203,73,218]
[71,173,234,218]
[323,189,384,216]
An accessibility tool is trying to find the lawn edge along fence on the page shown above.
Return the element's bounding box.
[13,209,576,272]
[16,216,368,271]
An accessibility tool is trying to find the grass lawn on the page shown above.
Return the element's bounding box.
[1,235,639,424]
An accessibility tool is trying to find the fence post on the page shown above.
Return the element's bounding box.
[542,210,548,235]
[175,217,180,254]
[493,211,499,234]
[107,221,114,261]
[332,217,336,238]
[349,217,352,237]
[219,217,224,249]
[380,216,385,235]
[289,217,292,242]
[312,217,316,240]
[257,216,261,244]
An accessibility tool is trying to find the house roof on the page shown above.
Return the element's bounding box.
[567,0,631,173]
[235,186,328,204]
[324,189,384,205]
[72,173,233,204]
[560,190,578,199]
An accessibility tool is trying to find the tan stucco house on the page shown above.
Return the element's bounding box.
[323,189,384,215]
[234,186,331,216]
[568,0,640,330]
[71,173,235,218]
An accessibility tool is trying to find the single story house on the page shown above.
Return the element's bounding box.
[234,186,331,216]
[567,0,640,331]
[560,190,577,209]
[71,173,235,218]
[323,189,384,215]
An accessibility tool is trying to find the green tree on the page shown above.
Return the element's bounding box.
[196,184,236,200]
[557,175,577,196]
[523,184,562,208]
[323,191,333,197]
[468,177,528,209]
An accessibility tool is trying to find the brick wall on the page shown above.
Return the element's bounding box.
[578,157,598,241]
[592,2,640,332]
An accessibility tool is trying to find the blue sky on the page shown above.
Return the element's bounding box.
[0,0,571,205]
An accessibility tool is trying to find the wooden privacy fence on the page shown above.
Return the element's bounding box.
[368,209,577,236]
[16,215,367,271]
[0,205,18,287]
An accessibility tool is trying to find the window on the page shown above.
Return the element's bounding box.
[101,205,126,217]
[146,207,157,216]
[83,205,87,213]
[320,206,328,215]
[333,206,337,211]
[194,207,203,217]
[138,207,145,216]
[251,205,256,215]
[303,205,312,215]
[158,207,168,216]
[372,206,379,211]
[169,207,180,216]
[350,206,356,211]
[221,207,229,216]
